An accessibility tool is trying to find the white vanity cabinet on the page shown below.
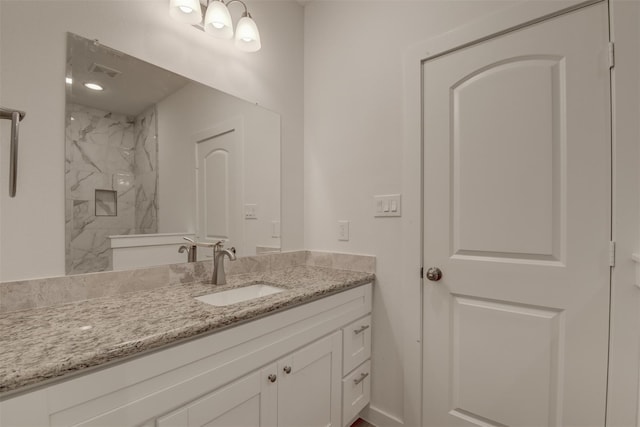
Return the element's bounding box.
[0,284,372,427]
[154,332,342,427]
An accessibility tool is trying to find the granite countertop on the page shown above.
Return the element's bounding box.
[0,266,374,396]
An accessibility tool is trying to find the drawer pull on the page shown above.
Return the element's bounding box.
[268,374,277,383]
[283,366,292,374]
[353,372,369,385]
[353,325,370,334]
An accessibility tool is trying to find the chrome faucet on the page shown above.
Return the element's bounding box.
[179,237,198,262]
[212,241,236,285]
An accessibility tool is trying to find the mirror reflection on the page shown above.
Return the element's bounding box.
[65,33,281,275]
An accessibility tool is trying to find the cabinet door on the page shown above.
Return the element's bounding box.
[157,366,277,427]
[277,331,342,427]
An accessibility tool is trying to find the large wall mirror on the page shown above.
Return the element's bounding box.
[65,33,281,275]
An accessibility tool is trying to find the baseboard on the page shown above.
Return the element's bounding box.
[361,405,404,427]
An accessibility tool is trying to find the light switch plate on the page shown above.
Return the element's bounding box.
[338,220,350,241]
[271,220,281,238]
[374,194,401,217]
[244,204,258,219]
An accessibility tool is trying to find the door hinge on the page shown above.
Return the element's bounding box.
[608,42,615,69]
[420,267,424,279]
[609,241,616,267]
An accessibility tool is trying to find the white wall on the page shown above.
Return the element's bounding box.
[303,2,515,423]
[0,0,303,281]
[156,81,281,256]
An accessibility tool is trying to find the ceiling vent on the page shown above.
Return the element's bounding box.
[88,63,121,78]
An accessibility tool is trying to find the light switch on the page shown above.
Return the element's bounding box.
[271,221,280,238]
[374,194,401,217]
[338,220,350,241]
[244,204,258,219]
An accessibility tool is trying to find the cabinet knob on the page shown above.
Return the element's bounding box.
[268,374,277,383]
[283,366,292,374]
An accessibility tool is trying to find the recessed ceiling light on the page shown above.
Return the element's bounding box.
[65,77,73,85]
[84,82,104,91]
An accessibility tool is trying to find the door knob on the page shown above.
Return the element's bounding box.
[268,374,277,383]
[426,267,443,282]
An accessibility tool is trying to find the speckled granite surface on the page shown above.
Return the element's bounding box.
[0,266,373,396]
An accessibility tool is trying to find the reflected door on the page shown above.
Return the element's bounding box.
[422,4,611,426]
[195,119,243,252]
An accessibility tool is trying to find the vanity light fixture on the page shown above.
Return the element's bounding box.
[170,0,261,52]
[83,82,104,91]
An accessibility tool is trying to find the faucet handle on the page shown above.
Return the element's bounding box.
[183,237,196,244]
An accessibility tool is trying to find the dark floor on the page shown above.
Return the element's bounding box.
[350,418,376,427]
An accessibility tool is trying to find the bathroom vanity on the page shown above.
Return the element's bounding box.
[0,261,373,427]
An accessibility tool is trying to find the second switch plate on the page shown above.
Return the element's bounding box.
[338,220,350,241]
[374,194,401,217]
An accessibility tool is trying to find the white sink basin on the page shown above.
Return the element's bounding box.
[195,284,285,307]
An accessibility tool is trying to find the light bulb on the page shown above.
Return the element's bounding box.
[234,14,261,52]
[204,0,233,39]
[84,82,104,91]
[169,0,202,24]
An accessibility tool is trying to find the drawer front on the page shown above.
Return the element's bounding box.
[342,361,371,427]
[342,315,371,375]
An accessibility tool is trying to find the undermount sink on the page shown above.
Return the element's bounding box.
[195,284,285,307]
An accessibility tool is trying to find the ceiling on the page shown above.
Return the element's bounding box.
[66,34,190,117]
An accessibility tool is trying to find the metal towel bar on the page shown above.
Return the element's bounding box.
[0,107,26,197]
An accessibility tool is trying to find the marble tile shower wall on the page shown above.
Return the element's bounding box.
[65,104,158,275]
[134,106,159,232]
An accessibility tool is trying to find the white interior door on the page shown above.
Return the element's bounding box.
[195,119,243,253]
[422,4,611,426]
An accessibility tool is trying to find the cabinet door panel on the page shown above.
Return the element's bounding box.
[278,332,342,427]
[186,366,277,427]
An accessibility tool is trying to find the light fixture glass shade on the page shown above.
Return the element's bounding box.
[234,15,261,52]
[204,1,233,39]
[169,0,203,24]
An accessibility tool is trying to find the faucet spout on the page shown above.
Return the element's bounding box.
[211,242,236,285]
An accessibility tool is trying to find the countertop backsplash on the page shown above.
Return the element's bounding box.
[0,251,375,314]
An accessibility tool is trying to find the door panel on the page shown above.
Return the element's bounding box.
[422,3,610,426]
[195,120,243,251]
[451,296,563,426]
[452,57,563,260]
